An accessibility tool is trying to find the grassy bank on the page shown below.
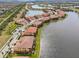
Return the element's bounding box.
[31,27,41,58]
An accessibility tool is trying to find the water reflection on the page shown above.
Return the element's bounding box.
[40,12,79,58]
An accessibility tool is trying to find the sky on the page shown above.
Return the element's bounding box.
[0,0,79,2]
[18,0,79,2]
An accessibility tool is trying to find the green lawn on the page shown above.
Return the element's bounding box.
[3,22,17,35]
[0,22,17,49]
[31,27,41,58]
[70,8,79,12]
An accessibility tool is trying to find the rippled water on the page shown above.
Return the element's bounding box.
[26,10,44,16]
[40,12,79,58]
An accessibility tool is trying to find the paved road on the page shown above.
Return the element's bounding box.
[0,20,36,58]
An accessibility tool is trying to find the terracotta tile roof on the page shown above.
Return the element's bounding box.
[26,27,37,33]
[33,20,43,27]
[58,11,65,17]
[25,16,35,21]
[38,18,44,22]
[13,36,35,52]
[15,18,28,25]
[21,27,37,36]
[42,13,49,17]
[43,17,50,21]
[56,9,65,17]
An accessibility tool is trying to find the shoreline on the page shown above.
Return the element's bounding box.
[32,14,67,58]
[7,9,66,58]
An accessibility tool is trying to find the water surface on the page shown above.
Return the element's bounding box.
[32,5,44,9]
[40,12,79,58]
[26,10,44,16]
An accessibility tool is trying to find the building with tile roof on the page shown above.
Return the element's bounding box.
[12,36,35,54]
